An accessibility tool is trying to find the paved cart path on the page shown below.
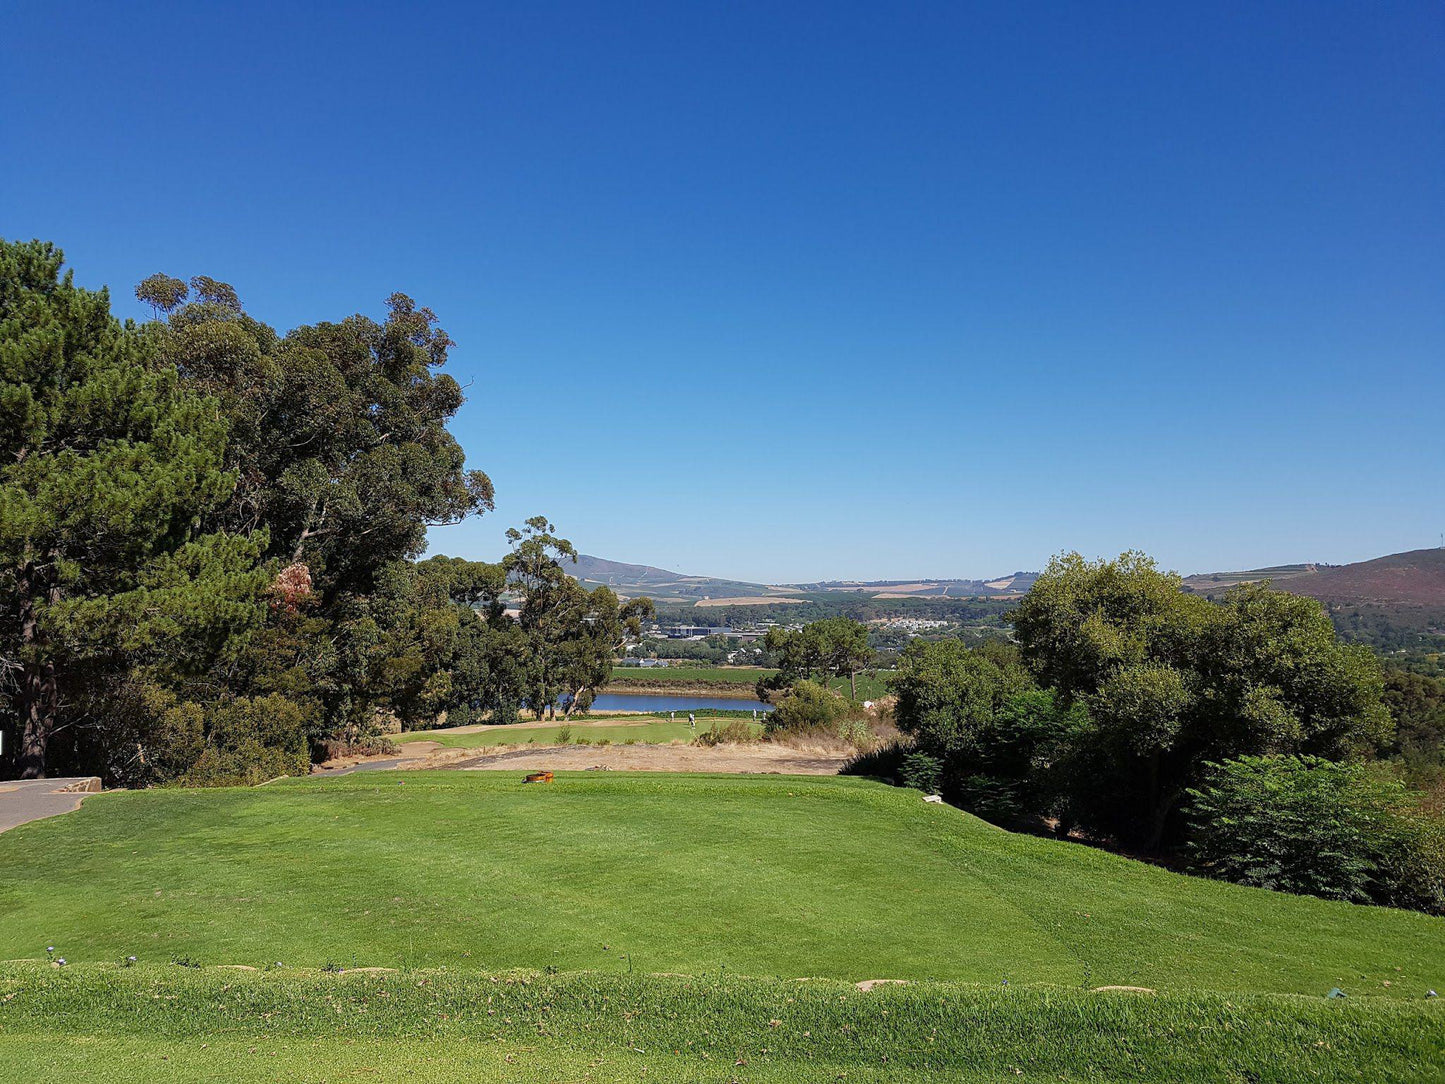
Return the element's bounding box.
[0,778,101,833]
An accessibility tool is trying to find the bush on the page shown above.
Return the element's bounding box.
[694,720,758,747]
[840,739,910,782]
[890,640,1087,824]
[764,681,851,734]
[900,751,942,793]
[178,695,312,787]
[1186,755,1445,913]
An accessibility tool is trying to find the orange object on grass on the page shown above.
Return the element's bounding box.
[524,771,554,784]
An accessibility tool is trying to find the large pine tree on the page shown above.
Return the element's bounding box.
[0,240,263,778]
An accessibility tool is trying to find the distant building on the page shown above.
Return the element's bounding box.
[661,625,731,639]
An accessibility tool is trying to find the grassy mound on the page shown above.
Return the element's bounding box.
[3,964,1441,1083]
[1,773,1441,999]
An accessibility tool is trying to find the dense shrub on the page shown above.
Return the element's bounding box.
[1186,755,1445,913]
[178,696,312,787]
[840,739,910,782]
[1012,554,1390,848]
[764,681,852,734]
[890,640,1088,823]
[900,751,943,793]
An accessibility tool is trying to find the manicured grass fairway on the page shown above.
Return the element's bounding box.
[2,773,1441,999]
[394,718,763,749]
[3,965,1442,1083]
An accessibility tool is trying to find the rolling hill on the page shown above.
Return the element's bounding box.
[569,554,1041,604]
[1183,548,1445,607]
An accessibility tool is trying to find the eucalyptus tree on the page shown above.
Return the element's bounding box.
[503,517,653,718]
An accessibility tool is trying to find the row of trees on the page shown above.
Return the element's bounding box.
[1,240,643,783]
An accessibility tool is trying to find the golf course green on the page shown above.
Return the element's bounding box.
[2,772,1441,993]
[3,771,1442,1080]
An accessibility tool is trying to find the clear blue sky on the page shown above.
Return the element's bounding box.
[4,2,1441,582]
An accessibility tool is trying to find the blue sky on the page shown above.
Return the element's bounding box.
[4,2,1441,582]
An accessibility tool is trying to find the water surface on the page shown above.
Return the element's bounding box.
[589,692,772,713]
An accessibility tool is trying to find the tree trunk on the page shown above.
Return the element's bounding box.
[1143,753,1179,852]
[15,569,58,779]
[17,661,56,779]
[849,669,857,700]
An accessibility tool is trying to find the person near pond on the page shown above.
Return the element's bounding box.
[688,712,695,730]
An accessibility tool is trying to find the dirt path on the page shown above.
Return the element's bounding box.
[454,742,848,775]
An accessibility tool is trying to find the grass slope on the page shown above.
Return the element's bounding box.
[4,964,1442,1083]
[1,773,1441,1000]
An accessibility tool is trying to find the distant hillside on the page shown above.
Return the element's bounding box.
[782,573,1039,598]
[569,555,774,602]
[1185,549,1445,607]
[570,555,1040,604]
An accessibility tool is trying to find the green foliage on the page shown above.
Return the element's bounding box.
[1186,755,1445,913]
[890,639,1088,822]
[899,750,942,792]
[1011,552,1392,847]
[764,679,853,733]
[0,239,267,779]
[694,720,758,746]
[153,285,493,596]
[503,517,654,719]
[177,696,311,787]
[1381,667,1445,772]
[761,617,875,699]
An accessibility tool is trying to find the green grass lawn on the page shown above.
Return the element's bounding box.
[4,771,1444,1081]
[4,964,1441,1083]
[2,772,1440,998]
[394,718,763,749]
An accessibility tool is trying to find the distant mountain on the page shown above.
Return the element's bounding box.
[781,573,1040,598]
[569,555,1040,604]
[574,548,1445,611]
[568,555,773,602]
[1185,549,1445,607]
